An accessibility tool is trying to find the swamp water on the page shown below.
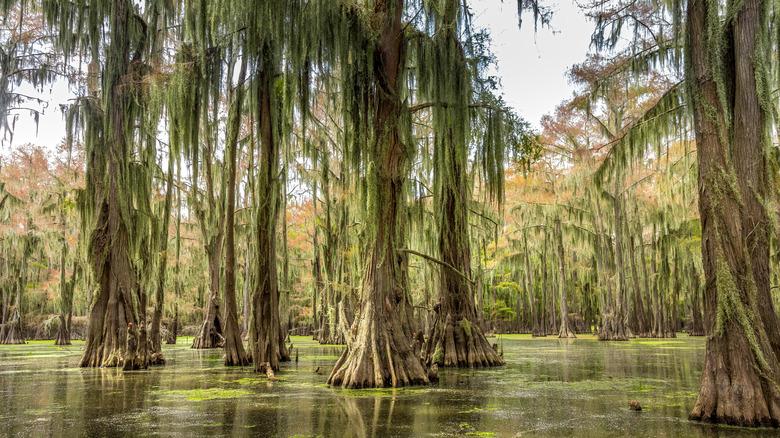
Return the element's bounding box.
[0,335,775,437]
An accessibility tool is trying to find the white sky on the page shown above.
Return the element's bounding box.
[470,0,593,128]
[4,0,593,151]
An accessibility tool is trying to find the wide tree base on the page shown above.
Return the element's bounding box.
[54,330,71,346]
[690,334,780,427]
[639,329,677,339]
[1,311,25,344]
[0,333,25,344]
[54,315,71,345]
[598,315,629,341]
[558,327,576,339]
[224,334,250,366]
[148,352,166,366]
[81,326,150,370]
[191,318,224,349]
[424,313,504,368]
[328,307,430,389]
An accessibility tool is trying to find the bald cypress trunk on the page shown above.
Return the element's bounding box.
[192,238,224,349]
[250,50,288,373]
[599,188,628,341]
[688,0,780,425]
[167,160,182,345]
[629,234,648,337]
[537,233,549,336]
[423,128,504,367]
[523,231,538,335]
[54,240,76,346]
[328,0,429,388]
[2,248,27,345]
[650,224,664,337]
[556,218,575,338]
[192,57,227,349]
[148,140,175,364]
[81,0,147,369]
[223,46,250,367]
[688,262,705,336]
[55,140,76,347]
[311,171,324,342]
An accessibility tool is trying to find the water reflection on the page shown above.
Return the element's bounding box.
[0,336,774,437]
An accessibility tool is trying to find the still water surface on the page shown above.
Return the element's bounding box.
[0,334,775,437]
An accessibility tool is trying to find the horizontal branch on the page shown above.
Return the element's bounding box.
[397,248,475,285]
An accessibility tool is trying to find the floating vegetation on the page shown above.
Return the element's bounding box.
[155,388,254,402]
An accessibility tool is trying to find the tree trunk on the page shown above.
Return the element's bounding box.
[689,262,704,336]
[167,159,182,345]
[312,174,322,341]
[2,261,25,344]
[222,46,250,366]
[729,0,780,363]
[538,234,549,336]
[688,0,780,425]
[191,239,225,349]
[638,222,655,337]
[55,251,76,346]
[242,246,250,339]
[328,0,429,388]
[629,233,648,337]
[54,234,71,346]
[668,252,680,337]
[650,224,663,337]
[149,140,175,364]
[55,141,75,346]
[556,218,575,338]
[423,119,504,367]
[599,189,628,341]
[80,0,146,369]
[250,49,288,373]
[523,231,538,335]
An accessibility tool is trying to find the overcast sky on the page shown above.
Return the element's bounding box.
[470,0,593,127]
[4,0,593,151]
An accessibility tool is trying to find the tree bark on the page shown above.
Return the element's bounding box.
[2,254,26,344]
[148,136,175,364]
[222,46,250,366]
[167,159,182,345]
[328,0,429,388]
[423,123,504,366]
[192,238,225,349]
[689,262,705,336]
[250,49,289,373]
[555,218,575,338]
[80,0,146,369]
[688,0,780,425]
[54,248,76,346]
[522,231,538,335]
[628,233,648,337]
